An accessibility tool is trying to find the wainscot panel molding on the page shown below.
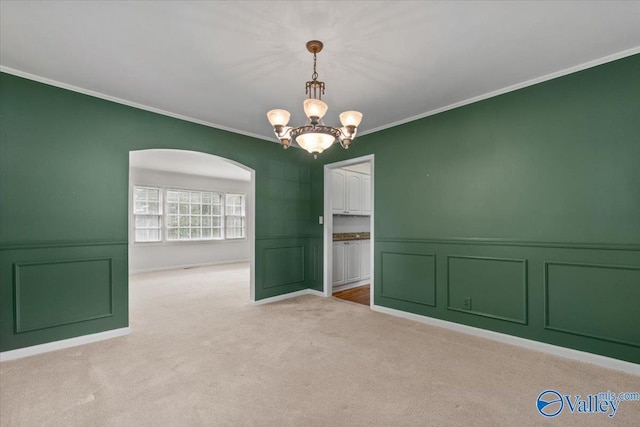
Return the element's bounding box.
[372,238,640,364]
[0,243,128,352]
[14,257,114,333]
[545,261,640,348]
[446,255,528,325]
[380,251,436,307]
[254,237,314,300]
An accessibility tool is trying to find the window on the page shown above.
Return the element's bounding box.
[225,193,246,239]
[166,189,223,241]
[133,186,162,242]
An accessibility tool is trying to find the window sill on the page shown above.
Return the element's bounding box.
[130,238,247,246]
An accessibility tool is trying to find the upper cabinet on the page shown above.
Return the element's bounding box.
[362,174,371,215]
[331,169,347,213]
[332,169,371,216]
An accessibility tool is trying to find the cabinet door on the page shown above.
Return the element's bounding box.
[362,174,371,215]
[332,242,346,286]
[345,241,362,283]
[360,240,371,280]
[345,171,362,214]
[331,170,346,214]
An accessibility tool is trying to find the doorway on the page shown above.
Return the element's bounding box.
[128,149,257,301]
[323,154,374,306]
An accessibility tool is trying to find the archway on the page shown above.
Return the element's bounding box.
[128,149,256,301]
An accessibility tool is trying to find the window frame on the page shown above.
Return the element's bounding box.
[131,184,248,245]
[132,185,163,243]
[225,193,246,240]
[165,188,225,242]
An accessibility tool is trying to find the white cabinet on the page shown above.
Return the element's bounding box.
[360,239,371,280]
[332,239,371,286]
[362,174,371,215]
[331,169,346,214]
[332,242,346,286]
[331,169,370,216]
[345,172,363,214]
[345,241,362,283]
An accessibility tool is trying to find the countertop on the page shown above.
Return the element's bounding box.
[333,232,370,241]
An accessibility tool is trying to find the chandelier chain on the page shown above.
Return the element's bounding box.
[312,52,318,81]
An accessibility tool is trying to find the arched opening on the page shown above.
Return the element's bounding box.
[128,149,256,304]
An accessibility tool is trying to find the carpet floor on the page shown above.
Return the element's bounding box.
[1,263,638,426]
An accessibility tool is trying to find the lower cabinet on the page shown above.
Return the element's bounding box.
[332,240,370,287]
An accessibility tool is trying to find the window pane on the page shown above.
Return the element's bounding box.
[212,205,221,216]
[191,216,200,226]
[202,228,212,238]
[191,204,201,215]
[190,192,201,203]
[202,193,212,203]
[148,190,159,201]
[202,216,211,226]
[167,203,178,214]
[179,203,189,215]
[202,205,211,215]
[180,216,190,226]
[135,229,147,242]
[212,217,221,227]
[167,191,179,203]
[178,192,189,202]
[212,228,222,239]
[134,201,147,214]
[191,228,201,239]
[148,202,160,214]
[168,228,179,240]
[180,228,190,239]
[148,229,160,241]
[167,215,179,227]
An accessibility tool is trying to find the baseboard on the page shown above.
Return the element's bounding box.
[371,305,640,376]
[251,289,322,305]
[130,259,249,274]
[333,280,369,293]
[0,327,131,362]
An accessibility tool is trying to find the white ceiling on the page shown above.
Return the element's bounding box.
[130,149,251,181]
[2,1,640,145]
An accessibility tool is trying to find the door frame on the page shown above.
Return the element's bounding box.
[323,154,374,306]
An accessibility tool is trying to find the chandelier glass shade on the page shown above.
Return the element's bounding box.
[267,40,363,157]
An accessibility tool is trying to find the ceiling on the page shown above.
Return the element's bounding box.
[130,149,251,181]
[2,1,640,145]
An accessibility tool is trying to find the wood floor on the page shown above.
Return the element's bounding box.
[333,284,370,306]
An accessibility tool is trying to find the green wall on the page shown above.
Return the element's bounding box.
[2,54,639,364]
[0,73,317,352]
[312,54,640,363]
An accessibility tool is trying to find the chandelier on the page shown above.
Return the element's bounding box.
[267,40,363,158]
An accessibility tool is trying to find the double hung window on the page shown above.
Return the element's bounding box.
[133,186,162,242]
[133,186,246,243]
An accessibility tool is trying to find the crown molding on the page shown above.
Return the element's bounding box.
[3,44,639,141]
[359,45,640,137]
[0,65,277,144]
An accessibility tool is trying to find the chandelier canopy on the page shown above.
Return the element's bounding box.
[267,40,363,158]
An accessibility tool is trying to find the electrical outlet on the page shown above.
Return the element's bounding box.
[319,216,323,224]
[463,297,472,310]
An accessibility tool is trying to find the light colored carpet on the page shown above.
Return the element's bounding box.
[1,263,638,426]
